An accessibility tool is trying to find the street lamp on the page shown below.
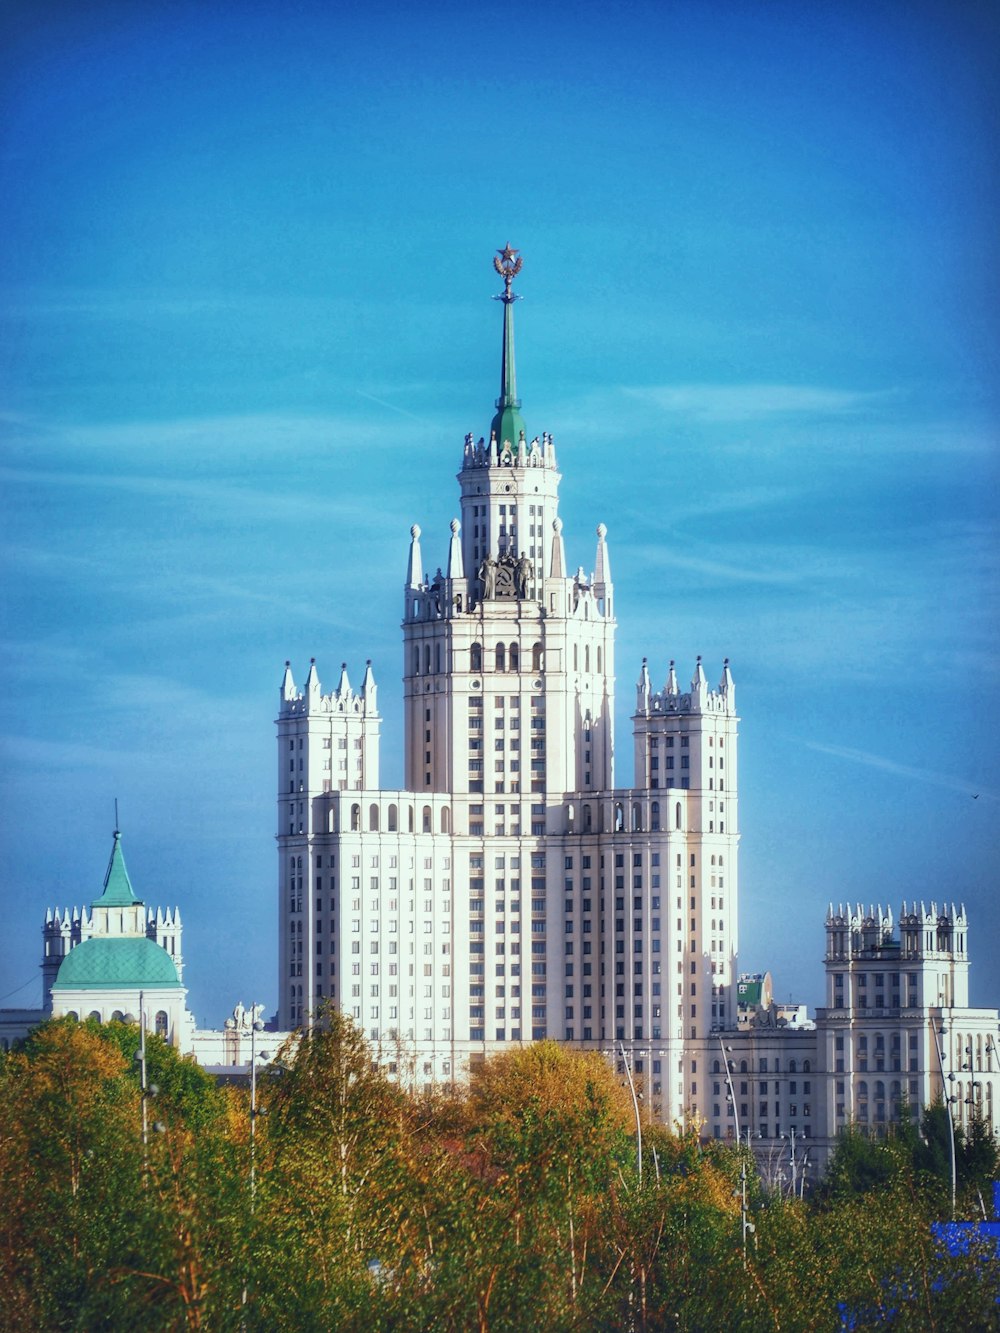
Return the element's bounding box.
[780,1128,798,1197]
[249,1020,269,1208]
[618,1042,643,1186]
[934,1024,957,1220]
[718,1036,740,1142]
[126,992,163,1170]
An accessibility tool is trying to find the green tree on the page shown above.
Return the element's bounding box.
[249,1008,415,1330]
[0,1018,143,1329]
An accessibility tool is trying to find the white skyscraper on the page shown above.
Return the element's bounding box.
[277,246,739,1124]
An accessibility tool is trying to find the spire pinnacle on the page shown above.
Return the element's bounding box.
[93,830,141,909]
[490,245,526,448]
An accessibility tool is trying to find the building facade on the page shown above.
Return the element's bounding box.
[274,248,999,1164]
[703,903,1000,1179]
[277,247,739,1122]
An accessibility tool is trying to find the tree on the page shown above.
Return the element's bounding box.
[0,1018,143,1329]
[249,1007,414,1329]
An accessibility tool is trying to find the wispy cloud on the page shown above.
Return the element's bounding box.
[0,735,130,770]
[0,410,442,462]
[627,543,806,586]
[624,383,893,422]
[355,389,435,426]
[804,740,999,803]
[0,465,359,522]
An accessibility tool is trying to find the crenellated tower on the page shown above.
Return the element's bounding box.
[633,654,740,1034]
[274,247,742,1121]
[401,245,615,807]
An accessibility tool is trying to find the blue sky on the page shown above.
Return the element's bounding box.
[1,0,997,1025]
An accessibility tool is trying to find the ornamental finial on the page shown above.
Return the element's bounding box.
[493,243,523,303]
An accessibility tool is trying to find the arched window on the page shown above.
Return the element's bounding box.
[713,1059,720,1073]
[471,643,483,672]
[155,1011,169,1037]
[632,802,642,832]
[351,803,361,831]
[533,643,543,671]
[566,802,575,831]
[597,647,602,673]
[651,801,661,831]
[509,643,519,671]
[436,644,442,673]
[67,1011,79,1022]
[111,1010,125,1023]
[413,646,420,675]
[440,806,451,833]
[739,1060,748,1074]
[675,802,683,830]
[585,645,590,672]
[424,645,431,674]
[496,643,505,672]
[583,804,592,832]
[614,802,624,832]
[789,1059,797,1073]
[803,1059,811,1073]
[388,803,398,832]
[89,1010,101,1023]
[573,645,578,671]
[369,803,380,831]
[422,805,432,833]
[407,805,414,832]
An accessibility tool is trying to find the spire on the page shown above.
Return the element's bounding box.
[637,656,651,711]
[490,244,527,448]
[92,830,141,909]
[406,524,423,588]
[447,518,464,579]
[549,517,566,579]
[720,657,735,710]
[666,660,678,695]
[281,660,297,702]
[306,657,320,694]
[336,662,351,697]
[691,655,708,710]
[594,523,611,589]
[361,658,377,705]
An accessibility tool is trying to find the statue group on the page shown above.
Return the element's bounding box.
[478,551,531,600]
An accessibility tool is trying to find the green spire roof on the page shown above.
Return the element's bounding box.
[52,937,181,991]
[490,243,527,449]
[92,831,142,909]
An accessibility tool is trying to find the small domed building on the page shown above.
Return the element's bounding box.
[42,830,194,1052]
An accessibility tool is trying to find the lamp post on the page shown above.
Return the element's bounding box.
[249,1019,269,1209]
[739,1129,756,1263]
[126,991,162,1172]
[618,1042,643,1186]
[719,1036,740,1142]
[138,990,148,1152]
[933,1022,957,1219]
[784,1127,797,1198]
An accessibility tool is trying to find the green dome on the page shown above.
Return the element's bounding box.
[52,937,181,991]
